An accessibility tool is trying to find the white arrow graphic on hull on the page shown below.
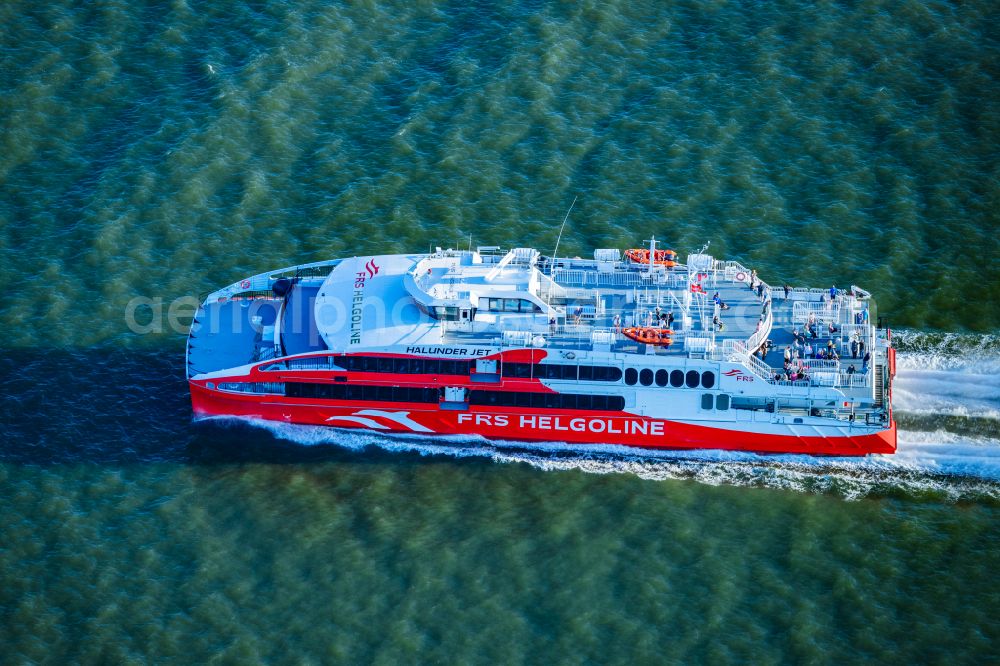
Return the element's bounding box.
[354,410,433,432]
[324,415,390,429]
[325,410,433,433]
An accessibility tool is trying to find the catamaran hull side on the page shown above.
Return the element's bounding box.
[191,384,897,456]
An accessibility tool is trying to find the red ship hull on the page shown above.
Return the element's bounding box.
[191,383,897,457]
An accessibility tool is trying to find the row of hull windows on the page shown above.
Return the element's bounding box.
[626,368,715,389]
[286,383,440,403]
[502,363,622,382]
[269,356,626,382]
[469,391,625,411]
[265,356,475,376]
[263,355,713,389]
[217,381,624,411]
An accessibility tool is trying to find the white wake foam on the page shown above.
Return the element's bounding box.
[204,417,1000,502]
[893,330,1000,420]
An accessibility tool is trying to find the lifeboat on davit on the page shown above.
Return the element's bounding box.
[624,248,678,267]
[622,327,674,346]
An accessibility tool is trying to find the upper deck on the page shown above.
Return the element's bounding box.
[189,244,887,405]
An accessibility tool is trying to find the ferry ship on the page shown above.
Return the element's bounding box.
[186,241,896,456]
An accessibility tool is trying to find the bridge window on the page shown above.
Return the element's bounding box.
[486,298,540,313]
[655,369,668,387]
[625,368,638,386]
[701,371,715,389]
[639,369,654,386]
[670,370,684,388]
[336,356,473,376]
[287,357,331,370]
[216,382,285,394]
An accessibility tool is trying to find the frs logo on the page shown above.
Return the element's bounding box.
[355,258,380,288]
[723,368,754,382]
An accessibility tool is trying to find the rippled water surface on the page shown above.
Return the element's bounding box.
[2,0,999,662]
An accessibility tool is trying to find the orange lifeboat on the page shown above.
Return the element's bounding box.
[622,327,674,346]
[624,248,678,267]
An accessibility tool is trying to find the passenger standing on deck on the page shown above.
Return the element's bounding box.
[757,283,764,300]
[830,285,837,301]
[612,314,621,334]
[862,351,871,373]
[858,338,866,357]
[784,346,791,363]
[667,311,675,329]
[783,284,790,300]
[805,342,813,359]
[850,338,859,359]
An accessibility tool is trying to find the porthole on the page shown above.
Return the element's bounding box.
[701,393,714,410]
[685,370,700,388]
[639,368,654,386]
[670,370,684,388]
[701,371,715,389]
[625,368,638,386]
[655,369,668,387]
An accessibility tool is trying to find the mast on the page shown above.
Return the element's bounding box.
[644,235,658,278]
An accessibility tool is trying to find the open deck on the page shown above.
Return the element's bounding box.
[189,246,885,408]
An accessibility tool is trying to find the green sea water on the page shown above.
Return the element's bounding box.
[2,0,999,662]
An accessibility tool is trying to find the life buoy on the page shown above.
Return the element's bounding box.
[622,327,674,346]
[240,279,251,289]
[735,271,746,283]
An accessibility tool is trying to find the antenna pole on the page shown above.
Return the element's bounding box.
[546,195,578,313]
[551,195,578,262]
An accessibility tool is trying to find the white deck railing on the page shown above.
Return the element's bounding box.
[792,301,842,325]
